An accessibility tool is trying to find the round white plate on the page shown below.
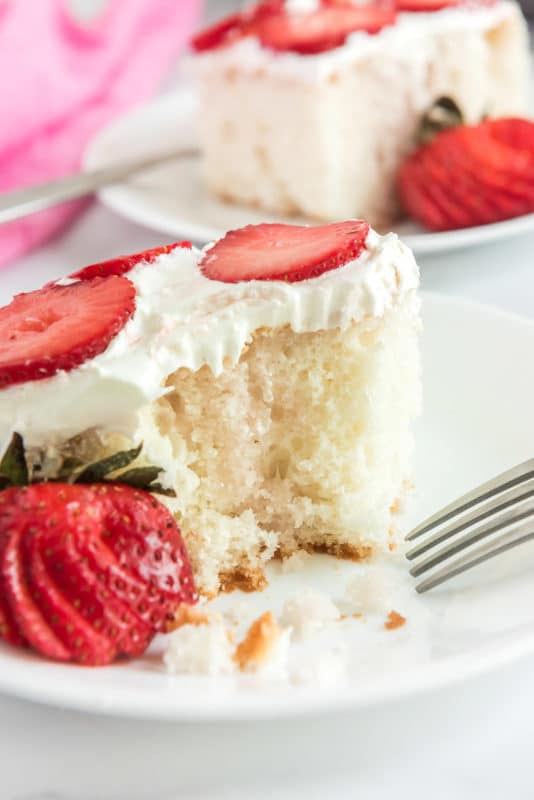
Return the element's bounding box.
[1,293,534,720]
[85,87,534,255]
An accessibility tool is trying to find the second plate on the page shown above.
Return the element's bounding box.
[84,86,534,254]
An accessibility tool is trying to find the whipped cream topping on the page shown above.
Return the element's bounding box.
[0,227,418,448]
[190,2,518,83]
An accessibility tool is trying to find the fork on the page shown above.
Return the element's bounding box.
[406,459,534,593]
[0,146,200,225]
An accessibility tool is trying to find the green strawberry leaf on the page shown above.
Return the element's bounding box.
[75,443,143,484]
[145,482,177,497]
[418,96,464,145]
[113,466,162,489]
[0,433,28,487]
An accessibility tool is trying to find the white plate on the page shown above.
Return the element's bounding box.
[1,292,534,720]
[85,87,534,255]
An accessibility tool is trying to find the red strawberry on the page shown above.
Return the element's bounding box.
[191,11,246,51]
[250,5,396,53]
[0,535,26,647]
[24,532,117,666]
[486,118,534,151]
[398,115,534,231]
[191,2,283,52]
[0,275,135,389]
[76,485,196,631]
[71,242,192,281]
[0,484,197,665]
[396,0,460,11]
[2,531,71,661]
[200,220,370,283]
[191,1,393,54]
[40,527,153,658]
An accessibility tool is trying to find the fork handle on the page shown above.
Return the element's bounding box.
[0,148,200,225]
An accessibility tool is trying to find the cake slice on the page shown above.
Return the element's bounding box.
[0,221,421,596]
[190,0,530,228]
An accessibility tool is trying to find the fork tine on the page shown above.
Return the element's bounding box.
[406,458,534,541]
[415,530,534,593]
[409,504,534,577]
[406,487,534,561]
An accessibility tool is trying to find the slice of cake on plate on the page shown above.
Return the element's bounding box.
[0,221,421,597]
[189,0,530,228]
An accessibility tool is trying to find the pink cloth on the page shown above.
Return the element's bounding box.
[0,0,202,267]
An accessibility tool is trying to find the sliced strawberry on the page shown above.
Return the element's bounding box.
[485,118,534,152]
[191,11,245,51]
[1,529,71,661]
[397,0,460,11]
[398,115,534,231]
[24,531,116,666]
[91,484,197,628]
[71,242,192,281]
[0,276,135,389]
[428,131,534,222]
[200,220,370,283]
[250,5,395,53]
[191,2,284,51]
[0,530,26,647]
[0,484,197,665]
[397,159,449,230]
[40,528,153,658]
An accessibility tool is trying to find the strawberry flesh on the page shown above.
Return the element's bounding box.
[71,242,192,281]
[200,221,370,283]
[1,529,71,661]
[250,5,396,53]
[25,531,117,666]
[0,484,197,665]
[397,0,460,11]
[398,117,534,231]
[0,275,135,389]
[192,1,394,54]
[40,529,153,658]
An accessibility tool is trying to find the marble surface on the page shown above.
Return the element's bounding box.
[1,199,534,800]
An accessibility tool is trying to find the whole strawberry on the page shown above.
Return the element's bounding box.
[397,97,534,232]
[0,483,197,665]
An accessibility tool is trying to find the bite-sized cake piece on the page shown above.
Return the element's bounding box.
[190,0,530,228]
[0,221,421,597]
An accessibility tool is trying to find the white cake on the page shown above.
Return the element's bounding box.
[0,222,421,597]
[190,0,530,228]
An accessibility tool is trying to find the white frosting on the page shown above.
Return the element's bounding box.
[190,2,518,83]
[0,228,418,448]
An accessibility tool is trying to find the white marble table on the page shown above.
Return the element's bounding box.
[1,204,534,799]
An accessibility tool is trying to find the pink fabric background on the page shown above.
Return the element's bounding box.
[0,0,203,267]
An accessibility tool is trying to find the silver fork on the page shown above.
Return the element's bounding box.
[406,459,534,593]
[0,147,200,225]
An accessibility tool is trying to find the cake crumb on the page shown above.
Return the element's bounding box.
[344,572,391,615]
[390,498,401,513]
[352,613,362,619]
[384,610,406,630]
[234,611,283,672]
[164,622,235,676]
[281,588,339,639]
[388,542,397,552]
[166,604,214,632]
[281,550,312,574]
